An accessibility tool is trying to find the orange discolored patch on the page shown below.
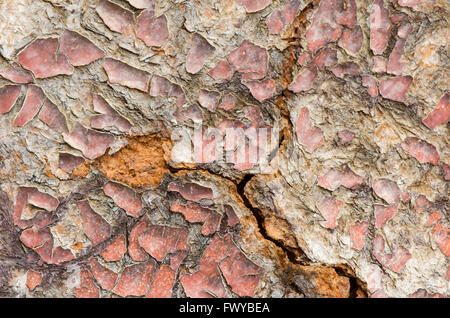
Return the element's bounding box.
[94,135,171,189]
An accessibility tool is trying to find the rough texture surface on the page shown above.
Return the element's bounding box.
[0,0,448,298]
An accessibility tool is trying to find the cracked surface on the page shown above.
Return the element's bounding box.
[0,0,448,298]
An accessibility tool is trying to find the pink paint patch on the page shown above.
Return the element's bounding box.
[150,75,186,107]
[335,0,357,28]
[58,153,85,174]
[78,200,111,246]
[208,60,234,80]
[218,94,236,110]
[0,64,33,83]
[128,216,150,261]
[0,85,21,114]
[372,56,387,73]
[242,79,276,102]
[373,234,412,273]
[305,0,342,52]
[236,0,272,12]
[96,0,134,34]
[362,76,378,97]
[88,258,118,290]
[422,93,450,130]
[338,130,355,145]
[330,62,361,79]
[350,221,368,250]
[18,38,73,79]
[146,265,176,298]
[103,58,150,92]
[317,196,343,229]
[372,178,402,204]
[297,52,312,66]
[387,39,406,75]
[198,90,220,112]
[168,182,214,201]
[225,204,240,227]
[401,137,440,165]
[313,48,337,70]
[317,165,365,191]
[266,10,284,34]
[374,204,398,228]
[295,107,324,153]
[14,85,46,127]
[369,0,392,55]
[59,29,104,66]
[186,33,215,74]
[398,23,413,39]
[113,260,156,297]
[91,94,131,133]
[102,234,127,262]
[136,9,169,47]
[103,181,143,217]
[227,40,268,80]
[38,99,68,134]
[75,270,99,298]
[288,67,317,93]
[170,201,222,236]
[63,122,114,160]
[379,76,412,103]
[338,26,363,54]
[432,222,450,257]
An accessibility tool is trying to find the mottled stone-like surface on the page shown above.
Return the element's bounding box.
[0,0,448,299]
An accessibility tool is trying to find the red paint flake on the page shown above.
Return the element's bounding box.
[59,29,104,66]
[369,0,392,55]
[422,93,450,130]
[208,60,234,81]
[18,38,73,79]
[63,122,114,160]
[401,137,440,165]
[373,178,402,204]
[26,269,42,291]
[225,204,240,227]
[27,190,59,212]
[305,0,342,52]
[136,10,169,47]
[103,181,142,217]
[365,265,383,293]
[350,221,368,250]
[112,260,156,297]
[335,0,357,28]
[128,215,150,261]
[387,39,406,75]
[103,58,151,92]
[219,252,261,297]
[146,265,176,298]
[202,211,222,236]
[266,10,284,34]
[397,23,413,39]
[0,85,21,114]
[102,234,127,262]
[446,265,450,281]
[379,76,412,103]
[432,222,449,257]
[186,33,215,74]
[138,225,189,261]
[38,99,68,134]
[338,130,355,145]
[78,200,111,246]
[91,94,131,133]
[414,194,433,213]
[362,76,378,97]
[317,196,343,229]
[313,47,337,70]
[390,12,408,24]
[338,26,363,54]
[317,165,365,191]
[297,52,312,66]
[175,105,203,123]
[288,67,317,92]
[0,64,33,83]
[96,0,134,34]
[52,246,75,264]
[75,270,99,298]
[442,163,450,181]
[295,106,324,153]
[373,234,411,273]
[168,182,214,201]
[236,0,272,12]
[227,40,268,80]
[398,0,422,7]
[425,211,442,227]
[58,153,85,174]
[14,85,46,127]
[126,0,155,9]
[374,204,398,228]
[218,94,236,111]
[88,258,118,290]
[242,79,276,102]
[372,56,387,73]
[150,75,186,107]
[330,62,361,79]
[198,90,220,112]
[170,200,217,231]
[20,227,52,249]
[170,250,188,271]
